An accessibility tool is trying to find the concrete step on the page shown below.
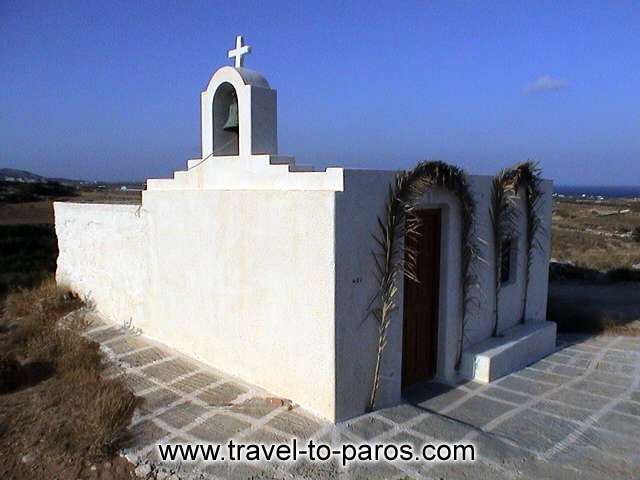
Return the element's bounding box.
[268,155,295,166]
[288,165,315,172]
[460,321,557,383]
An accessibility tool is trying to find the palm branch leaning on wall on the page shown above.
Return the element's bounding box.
[509,161,545,324]
[489,168,518,337]
[489,161,545,336]
[367,160,478,412]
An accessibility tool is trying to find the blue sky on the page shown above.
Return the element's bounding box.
[1,0,638,184]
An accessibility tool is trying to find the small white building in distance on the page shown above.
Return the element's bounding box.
[55,36,556,423]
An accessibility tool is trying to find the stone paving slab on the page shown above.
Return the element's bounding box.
[85,316,640,479]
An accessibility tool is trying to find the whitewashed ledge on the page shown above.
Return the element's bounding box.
[460,321,557,383]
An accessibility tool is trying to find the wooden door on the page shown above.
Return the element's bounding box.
[402,209,441,388]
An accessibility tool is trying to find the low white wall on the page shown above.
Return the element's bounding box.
[54,203,147,325]
[55,191,337,421]
[141,189,337,421]
[460,321,557,382]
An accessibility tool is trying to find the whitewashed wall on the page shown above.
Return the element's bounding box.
[334,170,553,419]
[55,203,147,326]
[334,170,398,420]
[140,189,337,421]
[54,171,552,422]
[56,192,337,420]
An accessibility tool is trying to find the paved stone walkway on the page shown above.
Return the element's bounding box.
[86,315,640,479]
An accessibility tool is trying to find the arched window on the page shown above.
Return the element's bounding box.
[212,82,239,156]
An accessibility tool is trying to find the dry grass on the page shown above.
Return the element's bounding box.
[552,227,639,271]
[58,374,137,459]
[3,279,85,351]
[0,188,141,477]
[1,280,137,462]
[552,197,640,271]
[5,278,81,320]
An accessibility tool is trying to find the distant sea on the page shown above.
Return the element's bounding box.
[554,185,640,199]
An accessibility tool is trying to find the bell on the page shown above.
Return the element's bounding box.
[223,102,239,132]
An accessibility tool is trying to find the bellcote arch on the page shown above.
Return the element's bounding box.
[201,66,277,158]
[147,42,343,192]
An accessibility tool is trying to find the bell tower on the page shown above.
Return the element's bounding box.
[145,34,343,192]
[201,35,278,158]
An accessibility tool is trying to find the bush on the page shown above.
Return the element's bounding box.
[606,267,640,283]
[56,373,137,459]
[26,325,101,374]
[0,224,58,297]
[0,355,21,393]
[4,280,84,347]
[549,262,640,283]
[633,226,640,243]
[547,301,608,333]
[5,279,74,318]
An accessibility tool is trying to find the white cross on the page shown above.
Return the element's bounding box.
[228,35,251,68]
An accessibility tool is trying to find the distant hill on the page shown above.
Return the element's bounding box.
[0,168,81,203]
[0,168,85,186]
[1,168,144,190]
[0,168,45,183]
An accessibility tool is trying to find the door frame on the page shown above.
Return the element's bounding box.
[401,208,442,390]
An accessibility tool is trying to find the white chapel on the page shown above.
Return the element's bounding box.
[55,36,556,422]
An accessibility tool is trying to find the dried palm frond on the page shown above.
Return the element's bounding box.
[509,161,545,323]
[489,168,518,337]
[367,160,478,412]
